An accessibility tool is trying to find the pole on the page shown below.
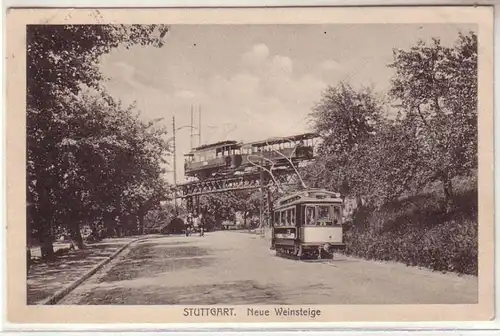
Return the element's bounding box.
[173,116,178,216]
[267,187,272,226]
[190,106,194,149]
[198,105,202,146]
[259,154,265,235]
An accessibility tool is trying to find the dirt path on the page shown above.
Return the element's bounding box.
[59,231,477,305]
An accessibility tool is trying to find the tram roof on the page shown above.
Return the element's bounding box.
[191,140,241,151]
[274,189,342,208]
[242,132,320,148]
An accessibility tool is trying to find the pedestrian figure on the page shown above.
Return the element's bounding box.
[199,224,204,237]
[186,213,193,237]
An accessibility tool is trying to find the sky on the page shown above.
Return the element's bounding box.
[98,23,476,183]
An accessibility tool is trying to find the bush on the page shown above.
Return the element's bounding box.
[161,217,185,235]
[344,181,478,275]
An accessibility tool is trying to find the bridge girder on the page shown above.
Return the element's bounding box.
[176,168,299,198]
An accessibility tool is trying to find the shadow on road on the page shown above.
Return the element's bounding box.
[98,242,215,284]
[77,280,284,305]
[27,241,130,304]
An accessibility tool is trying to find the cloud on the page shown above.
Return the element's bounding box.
[320,59,342,71]
[241,43,270,67]
[175,90,196,99]
[270,55,293,74]
[196,45,327,143]
[103,61,150,91]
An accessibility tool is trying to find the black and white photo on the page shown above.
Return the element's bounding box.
[6,6,494,324]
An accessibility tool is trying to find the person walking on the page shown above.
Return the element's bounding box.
[186,213,193,237]
[198,213,205,236]
[199,221,205,237]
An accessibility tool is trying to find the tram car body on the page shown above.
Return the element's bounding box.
[240,132,317,170]
[271,189,345,259]
[184,140,243,179]
[183,133,319,180]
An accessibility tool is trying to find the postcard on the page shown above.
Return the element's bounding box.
[6,6,494,324]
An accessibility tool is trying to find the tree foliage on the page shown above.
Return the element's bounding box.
[306,31,477,211]
[388,31,477,209]
[308,82,383,205]
[199,190,262,229]
[302,31,478,272]
[27,24,170,260]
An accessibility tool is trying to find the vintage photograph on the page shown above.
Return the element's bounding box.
[7,6,494,324]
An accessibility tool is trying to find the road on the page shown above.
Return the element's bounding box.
[59,230,477,305]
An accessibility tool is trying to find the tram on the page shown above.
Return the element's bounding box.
[184,140,243,179]
[183,133,319,180]
[271,189,345,260]
[241,133,317,169]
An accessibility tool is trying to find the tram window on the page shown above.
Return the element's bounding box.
[332,206,342,226]
[274,212,280,226]
[318,206,329,219]
[317,205,330,220]
[305,206,316,226]
[281,211,286,225]
[291,208,296,225]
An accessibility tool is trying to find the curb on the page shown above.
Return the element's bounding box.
[41,236,148,305]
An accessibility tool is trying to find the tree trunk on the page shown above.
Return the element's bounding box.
[243,210,248,230]
[138,211,145,235]
[38,220,55,260]
[442,173,454,213]
[34,171,56,260]
[355,194,363,211]
[27,215,33,268]
[70,221,84,249]
[35,199,55,260]
[26,246,32,270]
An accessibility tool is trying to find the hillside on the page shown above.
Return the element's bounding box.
[343,175,478,275]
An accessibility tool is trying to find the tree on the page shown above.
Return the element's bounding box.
[197,189,264,230]
[27,24,169,259]
[388,31,477,211]
[309,82,383,206]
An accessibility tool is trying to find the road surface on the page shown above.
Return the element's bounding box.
[59,230,477,305]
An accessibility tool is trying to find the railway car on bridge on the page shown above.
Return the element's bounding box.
[184,140,243,179]
[271,189,345,260]
[240,132,318,170]
[183,133,319,180]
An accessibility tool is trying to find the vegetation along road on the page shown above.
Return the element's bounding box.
[59,231,477,305]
